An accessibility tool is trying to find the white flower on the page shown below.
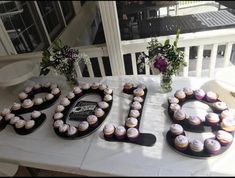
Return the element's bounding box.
[49,56,55,62]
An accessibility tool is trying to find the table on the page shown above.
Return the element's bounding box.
[0,75,235,176]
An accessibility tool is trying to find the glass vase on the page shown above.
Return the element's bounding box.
[160,73,172,93]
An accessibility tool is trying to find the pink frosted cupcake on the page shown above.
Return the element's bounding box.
[183,87,194,99]
[170,124,185,138]
[174,135,189,151]
[173,109,186,123]
[194,89,206,100]
[127,128,139,141]
[206,91,218,103]
[87,115,98,127]
[204,138,221,155]
[188,116,202,129]
[216,130,233,146]
[168,96,179,105]
[174,90,186,103]
[205,113,220,126]
[168,103,181,116]
[189,139,204,155]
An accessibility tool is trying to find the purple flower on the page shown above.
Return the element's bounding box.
[153,56,168,73]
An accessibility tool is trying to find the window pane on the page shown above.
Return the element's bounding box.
[60,1,75,24]
[37,1,63,40]
[0,1,45,54]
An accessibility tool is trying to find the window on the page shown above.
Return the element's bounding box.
[37,1,64,41]
[59,1,75,24]
[0,1,45,53]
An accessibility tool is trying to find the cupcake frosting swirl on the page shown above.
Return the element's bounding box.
[216,130,233,142]
[190,139,204,152]
[204,138,221,151]
[115,126,126,135]
[170,124,183,134]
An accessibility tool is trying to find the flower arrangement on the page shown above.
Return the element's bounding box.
[40,40,90,86]
[138,30,187,92]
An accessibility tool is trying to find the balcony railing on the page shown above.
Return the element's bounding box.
[0,28,235,79]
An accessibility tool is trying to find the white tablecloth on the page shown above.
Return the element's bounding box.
[0,75,235,176]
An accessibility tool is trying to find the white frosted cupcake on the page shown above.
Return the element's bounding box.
[87,115,98,127]
[220,110,234,120]
[91,82,100,90]
[24,86,33,94]
[45,93,54,101]
[15,119,26,129]
[33,83,41,91]
[168,96,179,104]
[33,97,44,105]
[55,105,65,113]
[104,88,113,95]
[78,121,89,131]
[94,108,105,118]
[133,96,144,103]
[25,120,35,129]
[43,82,51,88]
[206,91,218,102]
[133,88,144,97]
[129,109,140,118]
[213,101,228,113]
[31,111,41,119]
[173,109,186,122]
[103,94,113,102]
[98,101,109,109]
[125,117,138,128]
[127,127,139,141]
[60,98,71,106]
[81,83,90,90]
[220,118,235,132]
[59,124,69,133]
[67,125,77,136]
[1,108,11,117]
[99,84,107,91]
[73,86,82,95]
[18,92,28,100]
[216,130,233,146]
[131,101,142,110]
[169,103,181,114]
[22,99,34,108]
[204,138,221,155]
[11,102,21,111]
[50,83,58,90]
[174,89,186,102]
[205,113,220,126]
[51,87,60,96]
[103,123,115,138]
[53,112,64,120]
[54,120,64,128]
[66,92,75,100]
[5,113,15,121]
[189,139,204,154]
[183,87,194,98]
[10,116,20,125]
[170,124,184,138]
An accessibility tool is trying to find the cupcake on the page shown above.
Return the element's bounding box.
[216,130,233,146]
[129,109,140,118]
[24,86,33,95]
[22,99,34,109]
[15,119,26,129]
[220,118,235,132]
[183,87,194,99]
[188,116,202,129]
[18,92,28,101]
[5,113,15,122]
[133,96,144,103]
[10,116,20,125]
[33,97,44,106]
[115,125,126,140]
[33,83,42,92]
[127,127,139,141]
[25,120,35,129]
[204,138,221,155]
[169,103,181,115]
[94,108,105,118]
[125,117,138,128]
[133,88,144,97]
[103,94,113,102]
[170,124,185,138]
[11,102,21,113]
[51,88,61,97]
[174,135,189,151]
[174,89,186,102]
[53,112,64,120]
[73,86,82,96]
[1,108,11,117]
[60,98,71,107]
[173,109,186,123]
[103,123,115,139]
[205,113,220,126]
[220,110,234,120]
[189,139,204,155]
[66,92,75,100]
[131,101,142,110]
[206,91,218,103]
[31,111,41,119]
[98,101,109,110]
[168,96,179,105]
[123,82,134,93]
[91,82,100,90]
[78,121,89,132]
[81,83,90,91]
[67,125,77,136]
[87,115,98,127]
[99,84,107,91]
[194,89,206,100]
[137,83,146,90]
[54,120,64,129]
[104,88,113,95]
[55,105,65,113]
[45,94,54,101]
[59,124,69,133]
[213,102,228,113]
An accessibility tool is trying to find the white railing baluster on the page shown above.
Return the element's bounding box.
[74,61,83,78]
[144,50,150,75]
[97,56,105,77]
[196,45,204,77]
[87,58,94,77]
[131,53,137,75]
[183,46,190,77]
[223,42,233,67]
[209,44,218,78]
